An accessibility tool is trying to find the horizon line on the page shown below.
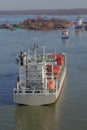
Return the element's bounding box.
[0,8,87,11]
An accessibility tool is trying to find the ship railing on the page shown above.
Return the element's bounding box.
[28,57,56,63]
[14,87,56,95]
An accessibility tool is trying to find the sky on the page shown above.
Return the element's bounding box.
[0,0,87,10]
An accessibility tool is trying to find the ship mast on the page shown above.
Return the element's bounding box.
[31,43,38,61]
[41,46,47,62]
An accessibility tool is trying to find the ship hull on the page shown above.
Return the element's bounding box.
[61,36,69,39]
[13,67,66,106]
[75,25,84,29]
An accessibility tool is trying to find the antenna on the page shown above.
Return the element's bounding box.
[27,49,31,61]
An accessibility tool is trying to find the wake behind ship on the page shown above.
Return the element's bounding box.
[13,44,67,106]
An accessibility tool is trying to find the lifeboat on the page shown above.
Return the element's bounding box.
[48,79,55,90]
[53,65,60,79]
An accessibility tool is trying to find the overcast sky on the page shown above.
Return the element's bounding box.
[0,0,87,10]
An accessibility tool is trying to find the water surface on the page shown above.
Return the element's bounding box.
[0,15,87,130]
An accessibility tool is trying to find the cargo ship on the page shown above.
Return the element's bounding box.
[13,44,67,106]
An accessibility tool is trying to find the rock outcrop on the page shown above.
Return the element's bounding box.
[20,16,73,30]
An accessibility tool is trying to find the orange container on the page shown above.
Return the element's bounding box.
[56,55,64,65]
[53,65,60,73]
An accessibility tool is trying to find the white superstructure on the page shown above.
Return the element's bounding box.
[13,44,67,106]
[75,16,84,29]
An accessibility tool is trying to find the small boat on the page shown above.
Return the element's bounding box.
[61,29,69,39]
[13,44,67,106]
[75,16,84,29]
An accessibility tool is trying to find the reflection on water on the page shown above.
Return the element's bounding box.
[75,29,84,37]
[61,39,70,49]
[15,104,61,130]
[61,39,69,44]
[14,78,67,130]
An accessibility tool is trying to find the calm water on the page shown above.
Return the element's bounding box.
[0,15,87,130]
